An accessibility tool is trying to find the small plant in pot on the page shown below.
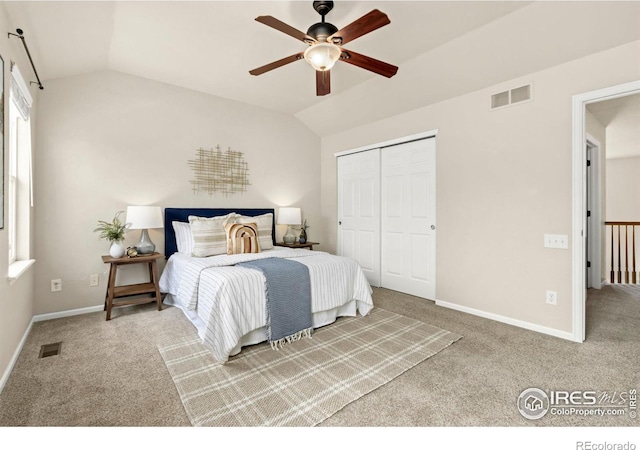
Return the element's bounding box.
[94,211,129,258]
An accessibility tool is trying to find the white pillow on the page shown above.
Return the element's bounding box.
[188,213,235,257]
[172,221,194,255]
[234,213,274,250]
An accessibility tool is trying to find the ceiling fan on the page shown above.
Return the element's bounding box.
[249,1,398,96]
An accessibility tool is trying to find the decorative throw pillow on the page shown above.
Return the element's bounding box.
[172,221,194,255]
[188,213,235,257]
[225,222,260,255]
[234,213,274,250]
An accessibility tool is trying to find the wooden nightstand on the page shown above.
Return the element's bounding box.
[276,241,319,250]
[102,252,163,321]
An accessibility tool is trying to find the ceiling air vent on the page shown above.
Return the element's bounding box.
[491,83,532,110]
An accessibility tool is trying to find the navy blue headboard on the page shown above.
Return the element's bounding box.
[164,208,276,259]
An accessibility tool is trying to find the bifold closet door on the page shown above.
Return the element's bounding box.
[337,149,381,287]
[381,138,436,299]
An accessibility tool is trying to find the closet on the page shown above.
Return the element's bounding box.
[337,136,436,299]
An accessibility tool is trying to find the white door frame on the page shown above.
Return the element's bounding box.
[585,134,602,290]
[334,129,439,158]
[571,80,640,342]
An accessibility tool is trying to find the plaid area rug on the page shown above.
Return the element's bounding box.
[157,308,462,427]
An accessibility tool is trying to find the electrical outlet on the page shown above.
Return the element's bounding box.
[51,279,62,292]
[90,274,99,287]
[546,290,557,305]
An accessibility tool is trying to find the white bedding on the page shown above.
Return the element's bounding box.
[159,248,373,362]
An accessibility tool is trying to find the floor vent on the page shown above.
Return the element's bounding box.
[491,83,532,110]
[39,342,62,358]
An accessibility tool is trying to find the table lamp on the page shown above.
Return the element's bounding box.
[126,205,164,254]
[277,207,301,245]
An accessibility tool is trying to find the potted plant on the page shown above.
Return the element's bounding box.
[299,219,309,244]
[94,211,129,258]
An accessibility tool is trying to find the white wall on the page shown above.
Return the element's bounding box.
[604,156,640,283]
[603,94,640,222]
[606,157,640,221]
[320,40,640,334]
[34,70,320,314]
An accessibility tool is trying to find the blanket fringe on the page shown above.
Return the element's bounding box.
[270,327,313,351]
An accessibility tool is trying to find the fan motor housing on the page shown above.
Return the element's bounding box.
[307,21,338,42]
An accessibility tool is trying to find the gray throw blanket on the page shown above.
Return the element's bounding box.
[237,257,313,349]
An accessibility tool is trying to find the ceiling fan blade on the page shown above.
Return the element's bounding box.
[328,9,390,46]
[339,49,398,78]
[316,70,331,96]
[255,16,316,44]
[249,52,304,76]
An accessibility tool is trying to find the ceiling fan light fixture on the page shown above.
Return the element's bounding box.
[304,42,341,71]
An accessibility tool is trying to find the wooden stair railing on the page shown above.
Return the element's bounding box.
[606,222,640,284]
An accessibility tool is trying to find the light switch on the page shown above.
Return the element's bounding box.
[544,234,569,249]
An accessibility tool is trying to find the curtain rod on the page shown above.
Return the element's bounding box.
[8,28,44,90]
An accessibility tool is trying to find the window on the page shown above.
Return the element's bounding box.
[7,63,34,280]
[8,101,17,264]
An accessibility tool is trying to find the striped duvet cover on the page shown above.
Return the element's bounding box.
[159,248,373,362]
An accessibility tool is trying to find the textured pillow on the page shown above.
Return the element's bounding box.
[188,213,235,257]
[225,222,260,255]
[234,213,274,250]
[172,221,194,255]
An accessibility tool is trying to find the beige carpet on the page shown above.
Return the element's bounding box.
[158,308,462,426]
[2,285,637,428]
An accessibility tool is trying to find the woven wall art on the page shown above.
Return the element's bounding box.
[188,145,250,196]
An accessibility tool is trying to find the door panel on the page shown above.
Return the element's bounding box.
[410,234,430,281]
[383,231,403,276]
[358,230,376,272]
[360,179,375,218]
[381,138,436,299]
[337,149,381,286]
[341,229,356,261]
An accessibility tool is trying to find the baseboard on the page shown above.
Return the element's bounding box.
[435,299,577,342]
[33,305,103,322]
[0,305,103,394]
[0,318,34,394]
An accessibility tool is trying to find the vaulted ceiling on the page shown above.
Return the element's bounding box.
[4,1,640,137]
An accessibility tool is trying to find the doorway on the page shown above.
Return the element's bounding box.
[572,80,640,342]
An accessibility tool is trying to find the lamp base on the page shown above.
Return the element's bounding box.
[283,226,296,245]
[135,229,156,254]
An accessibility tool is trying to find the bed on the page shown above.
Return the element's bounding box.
[159,207,373,362]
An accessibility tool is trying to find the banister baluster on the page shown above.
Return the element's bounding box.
[605,222,640,285]
[610,224,614,283]
[633,225,637,285]
[625,225,630,283]
[618,225,622,283]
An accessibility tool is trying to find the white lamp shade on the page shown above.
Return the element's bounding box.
[304,43,341,71]
[126,206,164,230]
[277,207,301,225]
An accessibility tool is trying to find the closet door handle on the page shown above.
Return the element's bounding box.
[430,225,436,230]
[339,221,342,225]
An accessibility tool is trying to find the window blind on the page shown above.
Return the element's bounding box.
[10,63,32,120]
